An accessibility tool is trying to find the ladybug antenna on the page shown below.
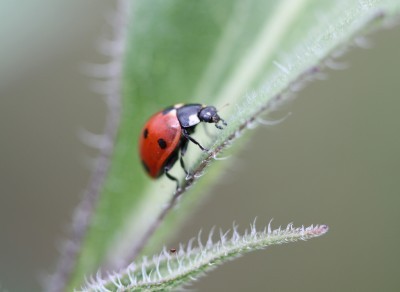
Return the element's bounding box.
[218,103,229,111]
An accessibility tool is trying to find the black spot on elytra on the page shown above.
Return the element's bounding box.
[141,160,150,173]
[143,128,148,139]
[158,138,167,149]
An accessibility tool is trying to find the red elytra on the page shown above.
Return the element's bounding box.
[139,103,226,190]
[139,110,181,178]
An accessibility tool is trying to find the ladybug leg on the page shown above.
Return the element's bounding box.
[182,128,209,152]
[164,167,180,191]
[215,118,227,130]
[215,123,223,130]
[179,140,190,176]
[179,156,188,176]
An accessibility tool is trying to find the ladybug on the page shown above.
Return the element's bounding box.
[139,103,227,189]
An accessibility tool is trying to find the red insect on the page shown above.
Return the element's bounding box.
[139,103,226,189]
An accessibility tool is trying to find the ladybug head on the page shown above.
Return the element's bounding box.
[199,106,227,129]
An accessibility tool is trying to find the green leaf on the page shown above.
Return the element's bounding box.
[81,222,328,291]
[51,0,400,290]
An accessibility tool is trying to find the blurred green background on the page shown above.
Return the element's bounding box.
[1,1,400,291]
